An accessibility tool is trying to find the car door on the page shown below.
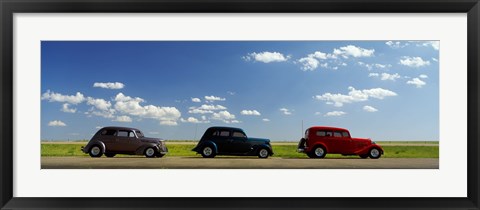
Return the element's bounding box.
[115,130,138,153]
[212,130,231,154]
[334,131,356,154]
[230,131,251,154]
[322,130,340,153]
[99,129,118,152]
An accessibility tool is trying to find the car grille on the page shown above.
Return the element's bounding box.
[159,142,167,150]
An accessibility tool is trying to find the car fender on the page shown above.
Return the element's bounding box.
[253,144,273,155]
[85,141,106,154]
[355,144,384,155]
[135,143,159,155]
[309,142,328,153]
[199,141,218,153]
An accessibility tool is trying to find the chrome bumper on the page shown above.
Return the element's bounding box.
[297,147,308,153]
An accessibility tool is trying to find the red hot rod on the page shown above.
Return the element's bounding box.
[297,126,383,159]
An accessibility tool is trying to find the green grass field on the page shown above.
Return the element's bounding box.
[41,143,438,158]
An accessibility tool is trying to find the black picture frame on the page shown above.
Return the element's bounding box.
[1,0,479,209]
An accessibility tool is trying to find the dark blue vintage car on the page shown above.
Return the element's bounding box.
[192,126,274,158]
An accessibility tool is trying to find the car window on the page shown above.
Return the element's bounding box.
[117,130,131,137]
[129,132,135,138]
[325,131,333,137]
[135,130,144,138]
[342,131,350,138]
[333,131,343,137]
[101,129,116,136]
[219,131,230,137]
[316,131,326,137]
[233,132,246,138]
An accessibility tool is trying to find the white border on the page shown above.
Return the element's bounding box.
[14,13,467,197]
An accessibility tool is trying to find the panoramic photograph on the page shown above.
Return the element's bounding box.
[40,41,439,169]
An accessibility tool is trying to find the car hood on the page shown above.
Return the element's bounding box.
[352,137,372,144]
[140,137,163,143]
[247,137,270,144]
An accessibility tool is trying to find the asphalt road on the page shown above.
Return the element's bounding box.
[41,157,439,169]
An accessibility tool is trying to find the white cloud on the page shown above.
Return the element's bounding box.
[298,47,372,71]
[333,45,375,58]
[115,93,144,103]
[298,56,320,71]
[314,86,397,107]
[84,97,116,119]
[314,112,322,115]
[358,62,391,71]
[399,56,430,68]
[279,108,292,115]
[93,82,125,89]
[160,121,178,126]
[61,103,76,113]
[180,117,209,124]
[211,111,239,123]
[324,111,347,117]
[41,90,85,104]
[412,41,439,50]
[227,91,236,95]
[407,78,427,88]
[191,97,201,103]
[262,118,270,122]
[243,51,290,63]
[363,105,378,112]
[309,51,328,59]
[204,95,226,102]
[114,115,132,122]
[297,50,339,71]
[48,120,66,127]
[87,97,112,111]
[188,109,212,114]
[149,131,160,135]
[380,73,401,81]
[419,74,428,79]
[432,57,438,62]
[240,110,261,116]
[385,41,409,49]
[189,104,227,114]
[85,108,115,119]
[114,93,181,125]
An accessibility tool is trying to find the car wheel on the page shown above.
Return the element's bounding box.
[369,148,381,159]
[258,148,269,158]
[359,154,369,159]
[89,145,103,158]
[144,147,156,158]
[310,146,326,158]
[105,153,116,158]
[201,146,216,158]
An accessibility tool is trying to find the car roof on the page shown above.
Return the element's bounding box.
[308,126,349,131]
[100,126,140,131]
[207,126,244,131]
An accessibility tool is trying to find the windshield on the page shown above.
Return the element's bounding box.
[135,130,144,138]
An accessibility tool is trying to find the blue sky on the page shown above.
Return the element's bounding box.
[41,41,439,141]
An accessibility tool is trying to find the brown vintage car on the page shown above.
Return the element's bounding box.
[81,126,168,158]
